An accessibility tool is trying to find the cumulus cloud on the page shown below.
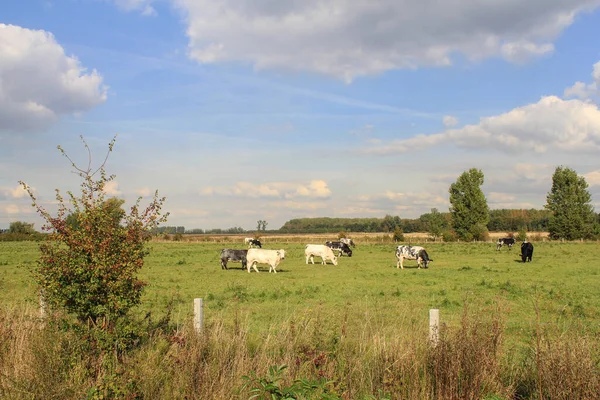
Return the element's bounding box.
[202,180,332,199]
[488,192,516,203]
[364,96,600,154]
[564,60,600,100]
[0,24,107,132]
[0,185,31,200]
[103,181,122,196]
[112,0,156,15]
[443,115,459,127]
[176,0,598,81]
[135,187,152,197]
[584,170,600,186]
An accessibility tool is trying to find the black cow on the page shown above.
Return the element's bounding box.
[220,249,248,270]
[325,241,353,257]
[248,239,262,248]
[496,237,515,251]
[521,241,534,262]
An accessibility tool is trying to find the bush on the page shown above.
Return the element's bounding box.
[393,227,405,242]
[516,227,528,242]
[19,136,169,347]
[442,230,458,242]
[337,232,347,240]
[470,223,489,241]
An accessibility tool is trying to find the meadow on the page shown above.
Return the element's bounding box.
[2,236,600,398]
[2,237,599,337]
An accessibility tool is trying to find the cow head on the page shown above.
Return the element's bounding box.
[332,255,338,266]
[417,249,432,268]
[279,249,286,259]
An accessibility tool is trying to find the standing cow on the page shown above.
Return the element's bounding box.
[496,237,516,250]
[521,241,534,262]
[246,248,286,273]
[220,249,248,270]
[395,245,432,269]
[305,244,338,265]
[325,241,353,257]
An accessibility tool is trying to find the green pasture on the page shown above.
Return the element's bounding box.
[1,240,599,344]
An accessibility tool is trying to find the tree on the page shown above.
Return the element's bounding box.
[257,220,268,231]
[449,168,490,241]
[545,166,595,240]
[19,135,169,334]
[9,221,37,235]
[420,208,445,241]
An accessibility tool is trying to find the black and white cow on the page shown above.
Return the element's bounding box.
[395,245,432,269]
[521,241,534,262]
[220,249,248,270]
[325,241,353,257]
[248,239,262,249]
[496,237,516,251]
[340,238,356,247]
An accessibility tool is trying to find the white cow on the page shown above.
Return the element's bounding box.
[244,237,253,245]
[246,248,286,273]
[305,244,338,265]
[395,245,432,269]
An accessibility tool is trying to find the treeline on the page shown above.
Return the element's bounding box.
[155,226,246,234]
[279,209,554,234]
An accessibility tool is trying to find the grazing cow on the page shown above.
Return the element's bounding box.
[246,248,286,273]
[244,237,253,245]
[496,237,516,251]
[339,238,356,247]
[220,249,248,270]
[325,241,353,257]
[521,241,534,262]
[305,244,338,265]
[248,239,262,249]
[395,245,432,269]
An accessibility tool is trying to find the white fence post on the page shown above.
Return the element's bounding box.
[429,308,439,346]
[194,298,204,333]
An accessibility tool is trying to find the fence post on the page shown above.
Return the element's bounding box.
[194,298,204,333]
[429,308,439,346]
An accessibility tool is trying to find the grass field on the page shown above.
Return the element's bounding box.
[2,237,599,344]
[2,237,600,398]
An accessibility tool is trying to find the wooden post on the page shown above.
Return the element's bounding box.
[194,298,204,333]
[429,309,439,346]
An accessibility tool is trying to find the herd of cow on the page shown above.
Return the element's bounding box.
[220,236,534,273]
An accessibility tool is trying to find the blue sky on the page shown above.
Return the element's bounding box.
[2,0,600,231]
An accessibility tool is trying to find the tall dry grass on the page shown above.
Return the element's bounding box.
[1,302,599,399]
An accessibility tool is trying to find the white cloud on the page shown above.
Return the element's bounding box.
[564,61,600,99]
[363,96,600,154]
[202,180,332,199]
[136,187,152,197]
[513,163,552,181]
[0,185,31,200]
[584,170,600,186]
[0,24,107,132]
[112,0,156,15]
[103,181,122,196]
[488,192,516,203]
[443,115,459,127]
[176,0,599,81]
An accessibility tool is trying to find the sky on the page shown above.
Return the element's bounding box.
[1,0,600,231]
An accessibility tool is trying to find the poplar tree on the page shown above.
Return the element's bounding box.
[449,168,490,241]
[545,166,595,240]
